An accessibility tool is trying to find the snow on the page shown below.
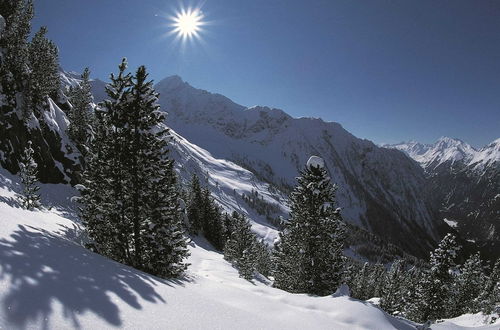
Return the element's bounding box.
[0,168,419,330]
[307,156,325,169]
[432,312,500,329]
[384,136,499,172]
[443,218,458,228]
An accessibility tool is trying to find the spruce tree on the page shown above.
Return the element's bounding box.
[18,140,41,210]
[0,0,33,105]
[28,25,60,110]
[80,58,133,262]
[224,212,258,280]
[68,67,93,151]
[410,234,461,322]
[274,156,346,295]
[128,64,188,275]
[479,259,500,314]
[352,262,370,300]
[186,174,203,234]
[80,59,188,277]
[380,259,405,315]
[449,252,484,316]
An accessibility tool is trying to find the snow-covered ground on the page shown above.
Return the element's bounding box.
[0,168,498,329]
[0,168,417,330]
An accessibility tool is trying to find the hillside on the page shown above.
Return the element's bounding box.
[0,168,423,330]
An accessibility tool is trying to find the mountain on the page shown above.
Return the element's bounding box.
[384,137,500,259]
[149,75,444,258]
[383,137,479,171]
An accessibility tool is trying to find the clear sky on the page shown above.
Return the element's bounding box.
[32,0,500,147]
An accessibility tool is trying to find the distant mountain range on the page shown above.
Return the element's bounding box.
[384,137,500,260]
[14,70,495,261]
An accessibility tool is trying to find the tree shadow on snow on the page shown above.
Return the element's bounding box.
[0,224,187,329]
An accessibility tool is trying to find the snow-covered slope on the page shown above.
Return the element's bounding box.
[0,169,422,330]
[149,76,440,257]
[168,127,287,245]
[60,70,108,104]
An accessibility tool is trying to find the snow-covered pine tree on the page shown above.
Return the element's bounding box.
[186,174,203,234]
[28,25,60,111]
[200,187,226,250]
[18,140,41,210]
[380,259,405,315]
[80,58,132,262]
[479,259,500,314]
[68,67,93,152]
[224,212,257,280]
[254,239,272,277]
[352,262,370,300]
[81,60,189,277]
[409,233,461,322]
[401,266,423,319]
[274,156,346,296]
[368,263,386,298]
[449,252,484,316]
[0,0,33,106]
[128,64,188,276]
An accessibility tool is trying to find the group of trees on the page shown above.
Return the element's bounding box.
[79,59,188,278]
[184,175,272,279]
[0,0,59,118]
[346,234,500,322]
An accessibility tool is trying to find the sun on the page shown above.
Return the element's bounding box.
[171,7,204,41]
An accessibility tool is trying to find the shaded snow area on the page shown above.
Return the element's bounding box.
[432,313,500,330]
[0,169,423,330]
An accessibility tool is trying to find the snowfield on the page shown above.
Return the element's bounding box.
[0,169,498,329]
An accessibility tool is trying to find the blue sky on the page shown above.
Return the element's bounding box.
[33,0,500,147]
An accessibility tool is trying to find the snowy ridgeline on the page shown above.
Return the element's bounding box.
[383,137,500,171]
[1,168,497,329]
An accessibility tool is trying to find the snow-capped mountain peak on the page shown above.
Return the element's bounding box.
[383,136,481,170]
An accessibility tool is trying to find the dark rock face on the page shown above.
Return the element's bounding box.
[428,161,500,260]
[0,98,82,185]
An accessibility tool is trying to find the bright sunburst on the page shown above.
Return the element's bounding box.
[171,7,204,42]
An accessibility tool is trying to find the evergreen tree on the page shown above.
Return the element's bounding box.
[224,212,258,280]
[201,187,226,250]
[368,263,386,298]
[409,234,461,322]
[0,0,33,105]
[28,25,60,110]
[352,262,370,300]
[254,239,272,277]
[80,59,188,277]
[186,174,203,234]
[449,252,484,316]
[80,58,133,262]
[68,67,93,151]
[380,259,405,315]
[401,266,423,319]
[274,157,346,295]
[18,140,41,210]
[479,259,500,314]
